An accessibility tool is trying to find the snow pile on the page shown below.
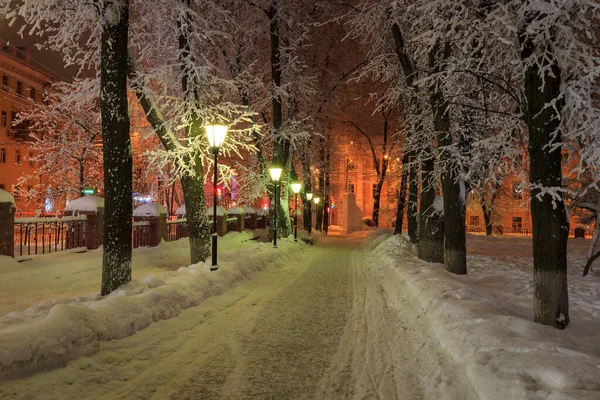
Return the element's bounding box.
[371,234,600,399]
[207,205,226,216]
[243,206,256,214]
[133,202,167,217]
[175,205,186,215]
[0,189,15,206]
[226,207,244,215]
[65,196,104,212]
[0,235,304,380]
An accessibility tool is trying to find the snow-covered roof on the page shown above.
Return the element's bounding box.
[0,189,15,206]
[133,202,167,217]
[175,205,186,215]
[257,208,268,216]
[65,196,104,212]
[207,205,226,216]
[227,207,245,215]
[243,206,257,214]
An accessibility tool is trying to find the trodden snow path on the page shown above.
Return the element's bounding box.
[0,234,475,400]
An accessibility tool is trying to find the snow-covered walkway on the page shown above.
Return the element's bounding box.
[0,233,476,399]
[1,231,599,399]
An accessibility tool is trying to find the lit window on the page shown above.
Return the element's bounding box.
[512,217,522,229]
[512,183,523,200]
[1,111,6,126]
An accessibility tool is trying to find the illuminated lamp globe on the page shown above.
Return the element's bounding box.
[306,192,313,201]
[269,167,283,181]
[291,182,302,194]
[205,124,228,148]
[314,197,320,205]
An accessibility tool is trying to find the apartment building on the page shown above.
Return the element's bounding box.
[0,44,57,213]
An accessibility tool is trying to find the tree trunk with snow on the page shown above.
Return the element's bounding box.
[418,151,444,264]
[428,41,467,275]
[520,20,569,329]
[394,152,409,235]
[100,0,132,296]
[407,152,419,243]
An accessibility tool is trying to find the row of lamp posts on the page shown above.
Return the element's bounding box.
[205,123,323,269]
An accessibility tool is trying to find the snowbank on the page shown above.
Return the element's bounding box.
[0,189,15,206]
[226,207,245,215]
[133,202,167,217]
[65,196,104,212]
[243,206,256,214]
[207,205,226,216]
[0,235,303,381]
[175,205,186,215]
[371,234,600,399]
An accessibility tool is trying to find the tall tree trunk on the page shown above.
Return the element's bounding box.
[418,147,444,263]
[520,18,569,328]
[407,151,419,242]
[481,200,493,236]
[429,41,467,275]
[394,152,409,235]
[372,178,385,227]
[100,0,132,296]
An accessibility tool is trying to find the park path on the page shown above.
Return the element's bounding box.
[0,234,476,400]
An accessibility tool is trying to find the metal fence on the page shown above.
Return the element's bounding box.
[466,224,594,238]
[14,215,87,259]
[166,219,188,242]
[133,221,150,248]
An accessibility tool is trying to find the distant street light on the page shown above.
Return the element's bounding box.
[314,197,321,232]
[306,192,313,235]
[291,182,301,242]
[205,124,228,271]
[269,165,283,248]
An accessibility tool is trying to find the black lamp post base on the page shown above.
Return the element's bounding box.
[210,265,219,271]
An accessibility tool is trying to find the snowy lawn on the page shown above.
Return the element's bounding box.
[373,233,600,399]
[0,230,306,380]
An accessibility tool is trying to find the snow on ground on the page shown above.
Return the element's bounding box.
[0,230,285,380]
[1,229,599,399]
[372,233,600,399]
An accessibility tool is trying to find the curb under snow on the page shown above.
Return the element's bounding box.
[372,234,600,400]
[0,238,303,381]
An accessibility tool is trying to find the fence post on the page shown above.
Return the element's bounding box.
[0,190,15,257]
[133,202,168,247]
[65,196,105,250]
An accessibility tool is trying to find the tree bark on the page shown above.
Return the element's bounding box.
[417,150,444,263]
[407,151,419,242]
[394,152,409,235]
[100,0,132,296]
[520,17,569,328]
[428,41,467,275]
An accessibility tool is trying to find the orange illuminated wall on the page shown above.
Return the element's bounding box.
[0,45,57,213]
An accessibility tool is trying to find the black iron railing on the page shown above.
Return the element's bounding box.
[13,215,87,259]
[166,219,188,242]
[133,221,150,248]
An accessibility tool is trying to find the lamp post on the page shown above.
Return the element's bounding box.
[269,166,283,248]
[306,192,313,235]
[314,196,320,232]
[291,182,301,242]
[205,124,228,271]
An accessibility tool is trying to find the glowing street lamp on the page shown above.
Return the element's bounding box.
[291,182,301,242]
[269,165,283,248]
[205,124,228,271]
